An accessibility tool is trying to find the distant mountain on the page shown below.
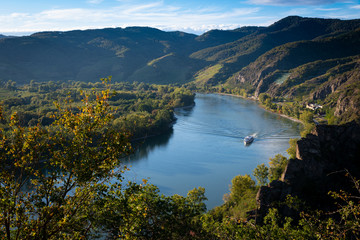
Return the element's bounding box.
[194,26,262,48]
[0,34,15,39]
[0,27,203,84]
[2,16,359,86]
[0,26,246,84]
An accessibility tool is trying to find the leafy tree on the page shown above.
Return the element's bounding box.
[287,138,298,159]
[269,154,288,182]
[212,174,258,221]
[253,163,269,186]
[229,175,256,204]
[299,110,316,137]
[300,110,314,124]
[93,180,208,239]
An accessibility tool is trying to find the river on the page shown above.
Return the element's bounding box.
[123,93,301,210]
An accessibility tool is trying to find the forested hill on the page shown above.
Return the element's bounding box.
[1,16,360,121]
[0,27,204,85]
[0,26,255,85]
[1,16,358,86]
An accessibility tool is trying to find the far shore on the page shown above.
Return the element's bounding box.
[216,92,304,124]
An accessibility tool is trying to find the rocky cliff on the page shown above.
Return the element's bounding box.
[256,121,360,223]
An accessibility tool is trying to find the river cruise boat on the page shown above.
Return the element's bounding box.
[244,135,254,145]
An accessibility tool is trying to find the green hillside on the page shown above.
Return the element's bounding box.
[0,27,203,84]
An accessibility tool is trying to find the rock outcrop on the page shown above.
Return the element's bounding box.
[256,121,360,223]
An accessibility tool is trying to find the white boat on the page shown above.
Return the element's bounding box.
[244,135,254,145]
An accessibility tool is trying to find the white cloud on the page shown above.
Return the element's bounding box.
[87,0,104,4]
[315,7,341,11]
[39,9,93,20]
[350,5,360,9]
[121,1,164,14]
[283,8,313,16]
[0,1,263,34]
[248,0,346,6]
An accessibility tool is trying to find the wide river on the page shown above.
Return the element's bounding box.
[123,93,301,210]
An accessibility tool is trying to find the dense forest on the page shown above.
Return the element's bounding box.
[1,15,360,239]
[0,79,194,139]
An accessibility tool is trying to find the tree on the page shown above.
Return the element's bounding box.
[299,110,315,137]
[93,180,208,239]
[0,77,132,239]
[229,175,256,203]
[268,154,288,182]
[287,138,298,159]
[299,110,314,124]
[253,164,269,186]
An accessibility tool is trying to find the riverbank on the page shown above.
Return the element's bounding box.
[216,93,304,125]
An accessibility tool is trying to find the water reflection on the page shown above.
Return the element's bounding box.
[174,104,195,117]
[127,104,196,164]
[128,129,174,163]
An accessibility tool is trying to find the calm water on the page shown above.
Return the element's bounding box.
[123,93,301,209]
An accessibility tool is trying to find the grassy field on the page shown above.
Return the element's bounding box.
[194,64,223,85]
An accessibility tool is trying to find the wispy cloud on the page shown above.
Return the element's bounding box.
[248,0,344,6]
[0,1,262,34]
[87,0,104,4]
[315,7,341,11]
[121,1,165,14]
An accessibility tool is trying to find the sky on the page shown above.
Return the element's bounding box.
[0,0,359,36]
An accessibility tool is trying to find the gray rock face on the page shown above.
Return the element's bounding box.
[255,121,360,223]
[310,74,349,100]
[334,88,360,119]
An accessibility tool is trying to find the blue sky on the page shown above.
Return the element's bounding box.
[1,0,359,35]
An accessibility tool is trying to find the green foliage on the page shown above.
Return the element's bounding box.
[203,183,360,239]
[300,110,314,124]
[269,154,288,182]
[0,80,195,139]
[93,180,208,239]
[299,110,316,137]
[0,77,133,239]
[301,123,316,137]
[253,155,289,186]
[194,64,223,86]
[258,93,271,105]
[287,138,298,159]
[229,175,257,205]
[209,175,258,222]
[253,163,269,186]
[325,108,338,125]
